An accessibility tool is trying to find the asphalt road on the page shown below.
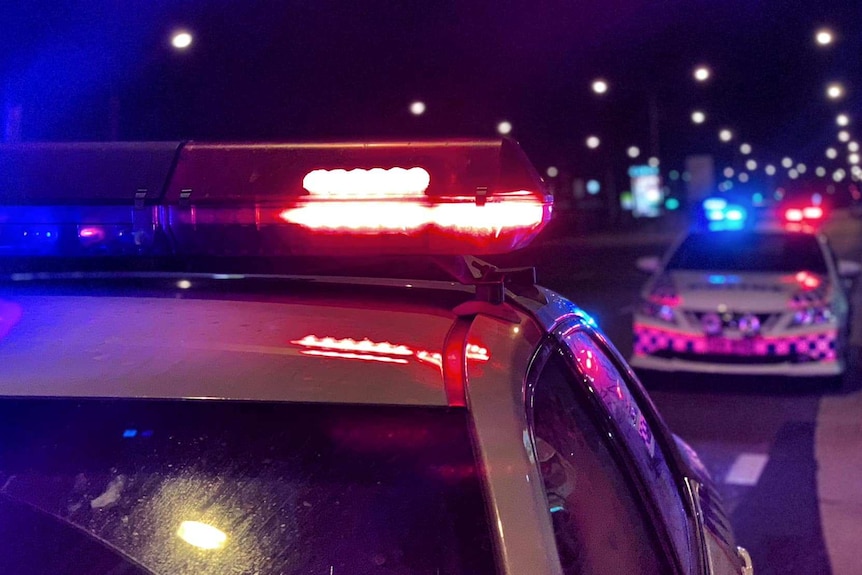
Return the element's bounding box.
[492,211,862,575]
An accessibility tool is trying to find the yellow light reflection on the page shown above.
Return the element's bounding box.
[177,521,228,550]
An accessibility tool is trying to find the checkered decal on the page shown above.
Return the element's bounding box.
[633,325,837,361]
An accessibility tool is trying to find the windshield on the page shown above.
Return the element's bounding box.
[666,232,828,274]
[0,398,495,575]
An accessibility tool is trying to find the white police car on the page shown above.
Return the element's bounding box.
[631,197,860,379]
[0,141,752,574]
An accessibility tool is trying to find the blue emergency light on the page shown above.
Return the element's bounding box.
[701,197,748,231]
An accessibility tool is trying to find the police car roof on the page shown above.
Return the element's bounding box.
[0,273,546,407]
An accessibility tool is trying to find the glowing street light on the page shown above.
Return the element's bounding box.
[546,166,559,178]
[826,147,838,159]
[627,146,641,158]
[586,135,601,149]
[719,129,733,142]
[591,79,609,95]
[740,143,752,155]
[409,101,426,116]
[797,163,807,174]
[781,157,794,168]
[171,31,193,50]
[849,141,860,153]
[739,173,749,183]
[816,166,826,177]
[693,66,711,82]
[815,28,834,46]
[850,153,860,165]
[827,83,845,100]
[788,169,799,179]
[648,157,660,168]
[765,164,776,176]
[838,130,851,142]
[497,121,513,135]
[691,110,706,124]
[837,113,850,126]
[723,167,734,178]
[746,159,757,171]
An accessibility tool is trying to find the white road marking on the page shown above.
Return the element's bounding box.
[724,453,769,486]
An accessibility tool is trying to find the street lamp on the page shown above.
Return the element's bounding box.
[409,101,426,116]
[746,159,757,171]
[739,143,752,155]
[765,164,776,176]
[546,166,559,178]
[826,83,845,100]
[849,141,860,152]
[586,135,601,149]
[782,157,793,168]
[815,28,834,46]
[627,146,640,159]
[693,65,711,82]
[837,113,850,126]
[591,79,609,95]
[826,147,838,159]
[497,121,513,135]
[719,129,733,142]
[171,31,193,50]
[691,110,706,124]
[838,130,851,142]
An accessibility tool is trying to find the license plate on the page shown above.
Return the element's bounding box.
[706,337,755,355]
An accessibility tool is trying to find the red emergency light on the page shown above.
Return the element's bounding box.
[784,205,824,223]
[0,140,552,258]
[165,140,553,256]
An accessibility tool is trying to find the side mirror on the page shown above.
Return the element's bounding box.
[838,260,861,279]
[636,256,661,274]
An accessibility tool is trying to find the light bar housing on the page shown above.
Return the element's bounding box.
[0,140,551,257]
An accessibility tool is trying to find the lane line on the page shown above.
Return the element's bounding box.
[724,453,769,486]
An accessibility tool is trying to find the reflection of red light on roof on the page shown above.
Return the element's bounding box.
[292,335,412,356]
[466,344,490,361]
[292,335,489,372]
[299,350,409,364]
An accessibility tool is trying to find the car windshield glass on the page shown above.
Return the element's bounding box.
[666,232,827,273]
[0,398,496,575]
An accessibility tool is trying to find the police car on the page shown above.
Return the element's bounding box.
[0,141,751,574]
[631,197,860,379]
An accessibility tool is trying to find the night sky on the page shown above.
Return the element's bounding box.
[1,1,860,177]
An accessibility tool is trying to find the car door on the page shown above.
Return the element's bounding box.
[526,320,701,574]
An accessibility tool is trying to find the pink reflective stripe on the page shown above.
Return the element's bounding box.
[633,324,837,360]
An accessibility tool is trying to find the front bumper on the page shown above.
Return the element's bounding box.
[630,320,844,377]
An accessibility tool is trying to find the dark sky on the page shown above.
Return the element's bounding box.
[1,0,860,176]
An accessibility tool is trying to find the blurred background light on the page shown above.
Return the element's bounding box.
[171,31,193,50]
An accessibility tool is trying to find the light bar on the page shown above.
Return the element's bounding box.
[1,140,552,257]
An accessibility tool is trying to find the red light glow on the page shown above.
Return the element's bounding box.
[293,335,489,373]
[802,206,823,220]
[785,208,804,222]
[795,271,821,290]
[302,167,431,198]
[278,193,547,237]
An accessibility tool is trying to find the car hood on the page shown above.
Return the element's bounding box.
[661,271,830,312]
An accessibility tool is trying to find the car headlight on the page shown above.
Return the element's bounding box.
[789,303,834,327]
[639,299,677,324]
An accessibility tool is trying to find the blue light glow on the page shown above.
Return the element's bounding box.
[703,197,728,211]
[708,275,741,285]
[123,429,138,438]
[550,505,565,513]
[725,207,746,221]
